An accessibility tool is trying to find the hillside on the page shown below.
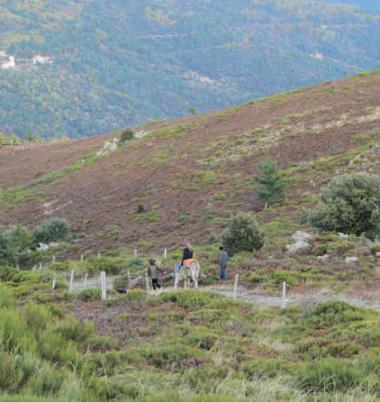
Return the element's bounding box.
[2,71,380,402]
[1,70,380,256]
[1,0,380,138]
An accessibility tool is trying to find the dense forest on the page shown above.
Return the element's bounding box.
[324,0,380,10]
[0,0,380,138]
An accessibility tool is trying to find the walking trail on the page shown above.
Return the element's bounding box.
[68,273,380,312]
[203,284,380,311]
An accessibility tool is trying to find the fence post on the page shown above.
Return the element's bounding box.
[69,270,75,293]
[281,281,288,309]
[84,273,88,289]
[233,274,239,300]
[134,249,138,259]
[52,273,56,290]
[145,273,150,293]
[39,262,42,271]
[81,253,84,262]
[52,255,56,263]
[164,248,167,259]
[97,252,101,258]
[127,270,131,291]
[174,273,178,290]
[100,271,107,301]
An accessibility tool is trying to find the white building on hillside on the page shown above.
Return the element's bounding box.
[0,56,16,70]
[32,54,53,65]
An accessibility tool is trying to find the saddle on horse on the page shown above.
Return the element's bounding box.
[183,258,196,268]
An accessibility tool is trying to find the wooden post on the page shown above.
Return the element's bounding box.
[233,274,239,300]
[134,249,138,259]
[97,252,101,258]
[164,248,167,259]
[39,262,42,271]
[81,253,84,262]
[174,272,178,290]
[52,274,56,290]
[281,281,288,309]
[145,273,150,293]
[127,270,131,290]
[84,273,88,289]
[100,271,107,301]
[52,255,56,263]
[69,270,74,293]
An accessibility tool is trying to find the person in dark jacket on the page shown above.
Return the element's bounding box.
[147,259,162,290]
[182,241,193,265]
[219,246,229,280]
[174,241,194,274]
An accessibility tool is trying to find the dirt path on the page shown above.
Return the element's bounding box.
[202,284,380,311]
[68,272,380,312]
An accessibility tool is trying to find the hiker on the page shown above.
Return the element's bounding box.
[219,246,229,280]
[174,241,194,274]
[147,258,162,290]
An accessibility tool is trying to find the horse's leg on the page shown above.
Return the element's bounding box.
[192,268,198,289]
[174,272,179,290]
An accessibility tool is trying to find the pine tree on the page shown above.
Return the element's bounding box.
[255,159,286,208]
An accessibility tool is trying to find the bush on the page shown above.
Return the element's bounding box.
[307,301,364,329]
[159,290,213,309]
[85,256,124,274]
[33,218,71,245]
[114,272,128,293]
[296,358,362,393]
[222,213,264,256]
[309,173,380,239]
[0,226,34,267]
[120,128,134,143]
[77,288,101,301]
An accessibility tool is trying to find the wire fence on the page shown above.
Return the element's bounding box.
[33,250,290,306]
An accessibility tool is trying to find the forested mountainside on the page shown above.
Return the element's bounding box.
[324,0,380,10]
[0,0,380,138]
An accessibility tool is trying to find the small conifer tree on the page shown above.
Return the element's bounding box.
[255,159,286,208]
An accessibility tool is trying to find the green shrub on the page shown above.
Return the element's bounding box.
[271,270,301,286]
[0,226,34,267]
[33,218,71,245]
[0,351,23,392]
[307,301,364,329]
[222,212,264,256]
[309,173,380,239]
[120,128,134,143]
[85,256,124,274]
[123,289,147,304]
[296,358,362,392]
[0,285,13,308]
[77,288,101,301]
[114,271,128,293]
[24,303,49,331]
[159,290,213,309]
[242,358,293,379]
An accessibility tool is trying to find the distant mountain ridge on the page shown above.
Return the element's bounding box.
[0,0,380,138]
[324,0,380,11]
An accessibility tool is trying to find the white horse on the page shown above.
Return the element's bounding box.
[174,260,200,289]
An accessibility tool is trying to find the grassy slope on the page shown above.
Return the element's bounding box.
[1,71,380,293]
[2,272,380,402]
